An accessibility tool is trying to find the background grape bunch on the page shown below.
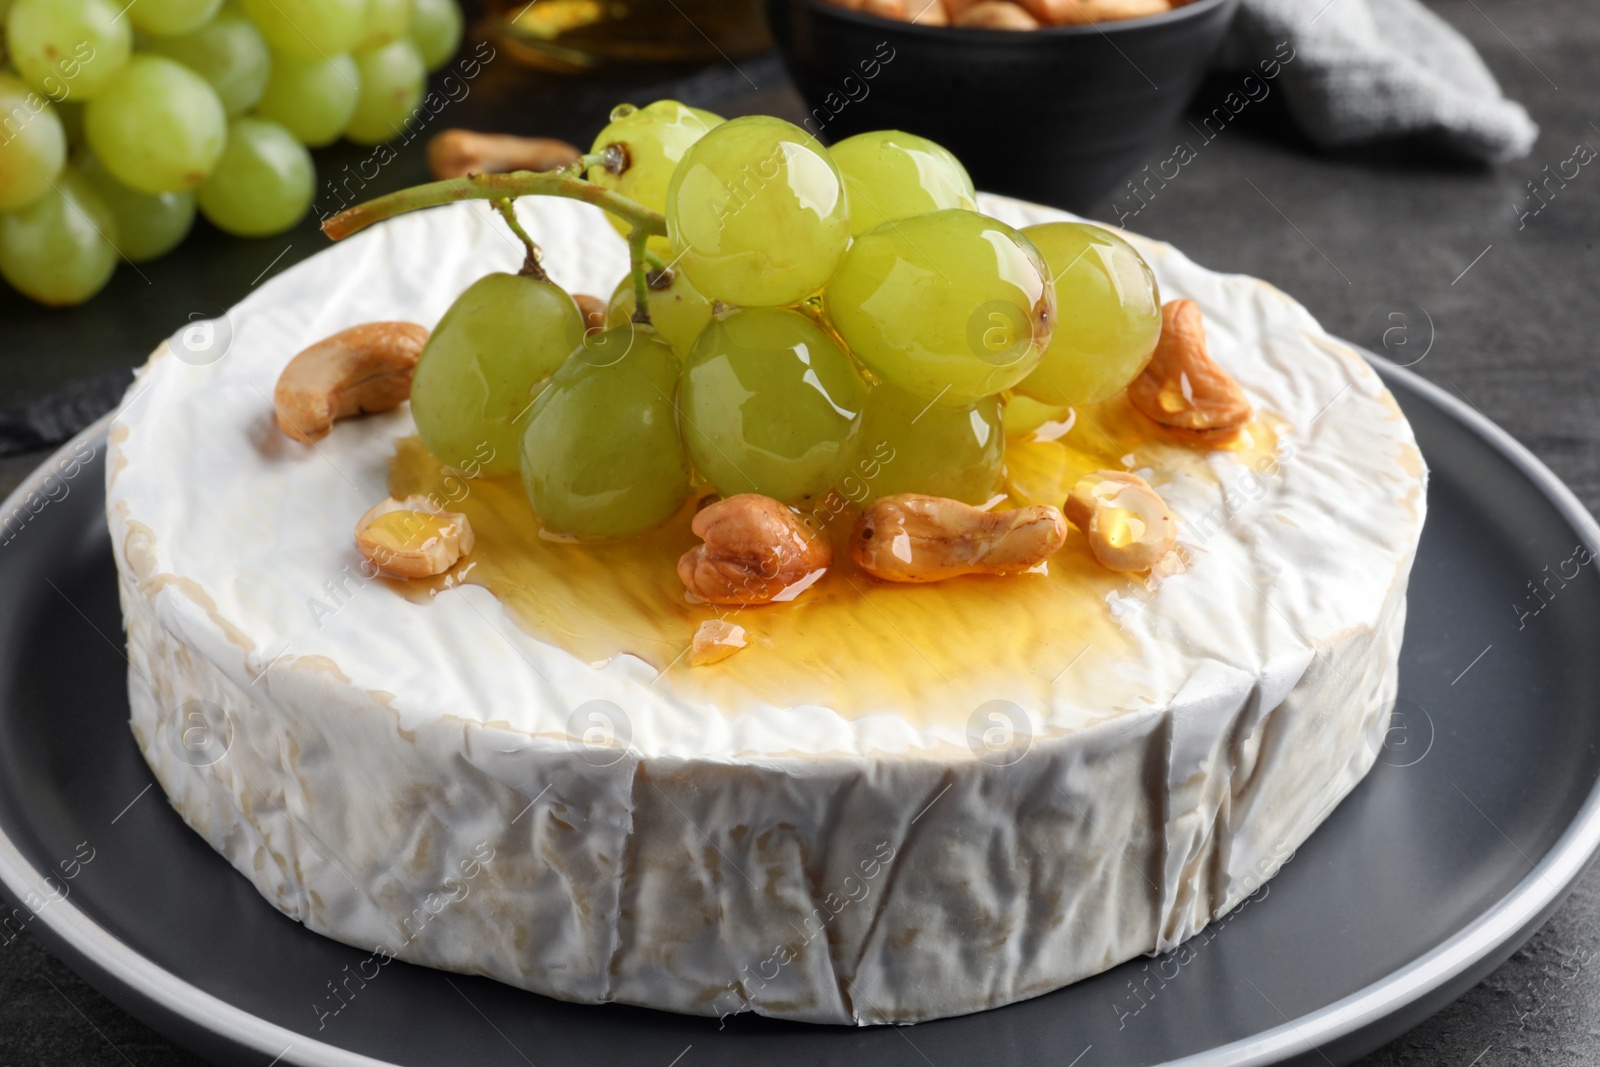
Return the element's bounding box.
[0,0,463,307]
[400,104,1163,542]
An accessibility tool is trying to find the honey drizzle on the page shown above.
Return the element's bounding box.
[386,397,1283,724]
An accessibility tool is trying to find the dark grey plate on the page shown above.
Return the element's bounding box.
[2,353,1598,1067]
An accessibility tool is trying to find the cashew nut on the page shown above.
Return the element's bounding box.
[822,0,900,16]
[955,1,1041,28]
[1065,470,1176,573]
[426,130,581,180]
[273,322,428,444]
[851,494,1067,583]
[355,495,475,579]
[823,0,943,19]
[1022,0,1170,23]
[574,293,607,335]
[690,619,749,666]
[678,494,833,605]
[1127,299,1253,445]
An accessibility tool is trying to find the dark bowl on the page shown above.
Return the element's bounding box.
[766,0,1240,212]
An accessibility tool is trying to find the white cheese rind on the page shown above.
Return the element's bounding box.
[108,194,1425,1024]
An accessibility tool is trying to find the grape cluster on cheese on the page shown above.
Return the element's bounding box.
[401,104,1166,549]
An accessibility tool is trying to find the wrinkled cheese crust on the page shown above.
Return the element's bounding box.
[107,195,1425,1025]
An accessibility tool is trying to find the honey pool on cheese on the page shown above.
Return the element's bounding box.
[385,390,1286,723]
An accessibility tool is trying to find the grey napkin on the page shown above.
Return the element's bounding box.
[1225,0,1538,162]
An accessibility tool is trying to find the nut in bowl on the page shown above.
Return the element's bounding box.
[824,0,1185,27]
[766,0,1240,210]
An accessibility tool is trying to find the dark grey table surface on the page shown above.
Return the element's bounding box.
[1,0,1597,1063]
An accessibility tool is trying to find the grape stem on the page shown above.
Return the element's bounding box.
[628,229,653,326]
[321,170,664,327]
[493,199,548,281]
[319,171,668,242]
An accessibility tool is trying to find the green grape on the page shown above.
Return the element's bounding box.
[520,328,690,541]
[196,118,313,237]
[255,51,361,148]
[409,0,463,71]
[84,55,226,194]
[129,0,222,36]
[853,384,1003,505]
[604,268,712,357]
[588,100,722,256]
[825,209,1053,406]
[1001,393,1071,438]
[665,115,850,308]
[828,130,977,238]
[0,168,118,306]
[239,0,365,59]
[358,0,410,49]
[144,5,272,117]
[679,308,867,503]
[411,273,586,477]
[6,0,131,100]
[75,152,195,262]
[345,39,425,145]
[1013,222,1162,406]
[0,73,65,211]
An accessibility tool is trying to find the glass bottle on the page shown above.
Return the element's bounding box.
[489,0,771,71]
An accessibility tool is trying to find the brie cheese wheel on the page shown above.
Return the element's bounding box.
[107,194,1426,1025]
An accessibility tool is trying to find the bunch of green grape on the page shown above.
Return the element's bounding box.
[0,0,463,307]
[406,104,1162,542]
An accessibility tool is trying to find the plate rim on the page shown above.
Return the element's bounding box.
[1,353,1598,1067]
